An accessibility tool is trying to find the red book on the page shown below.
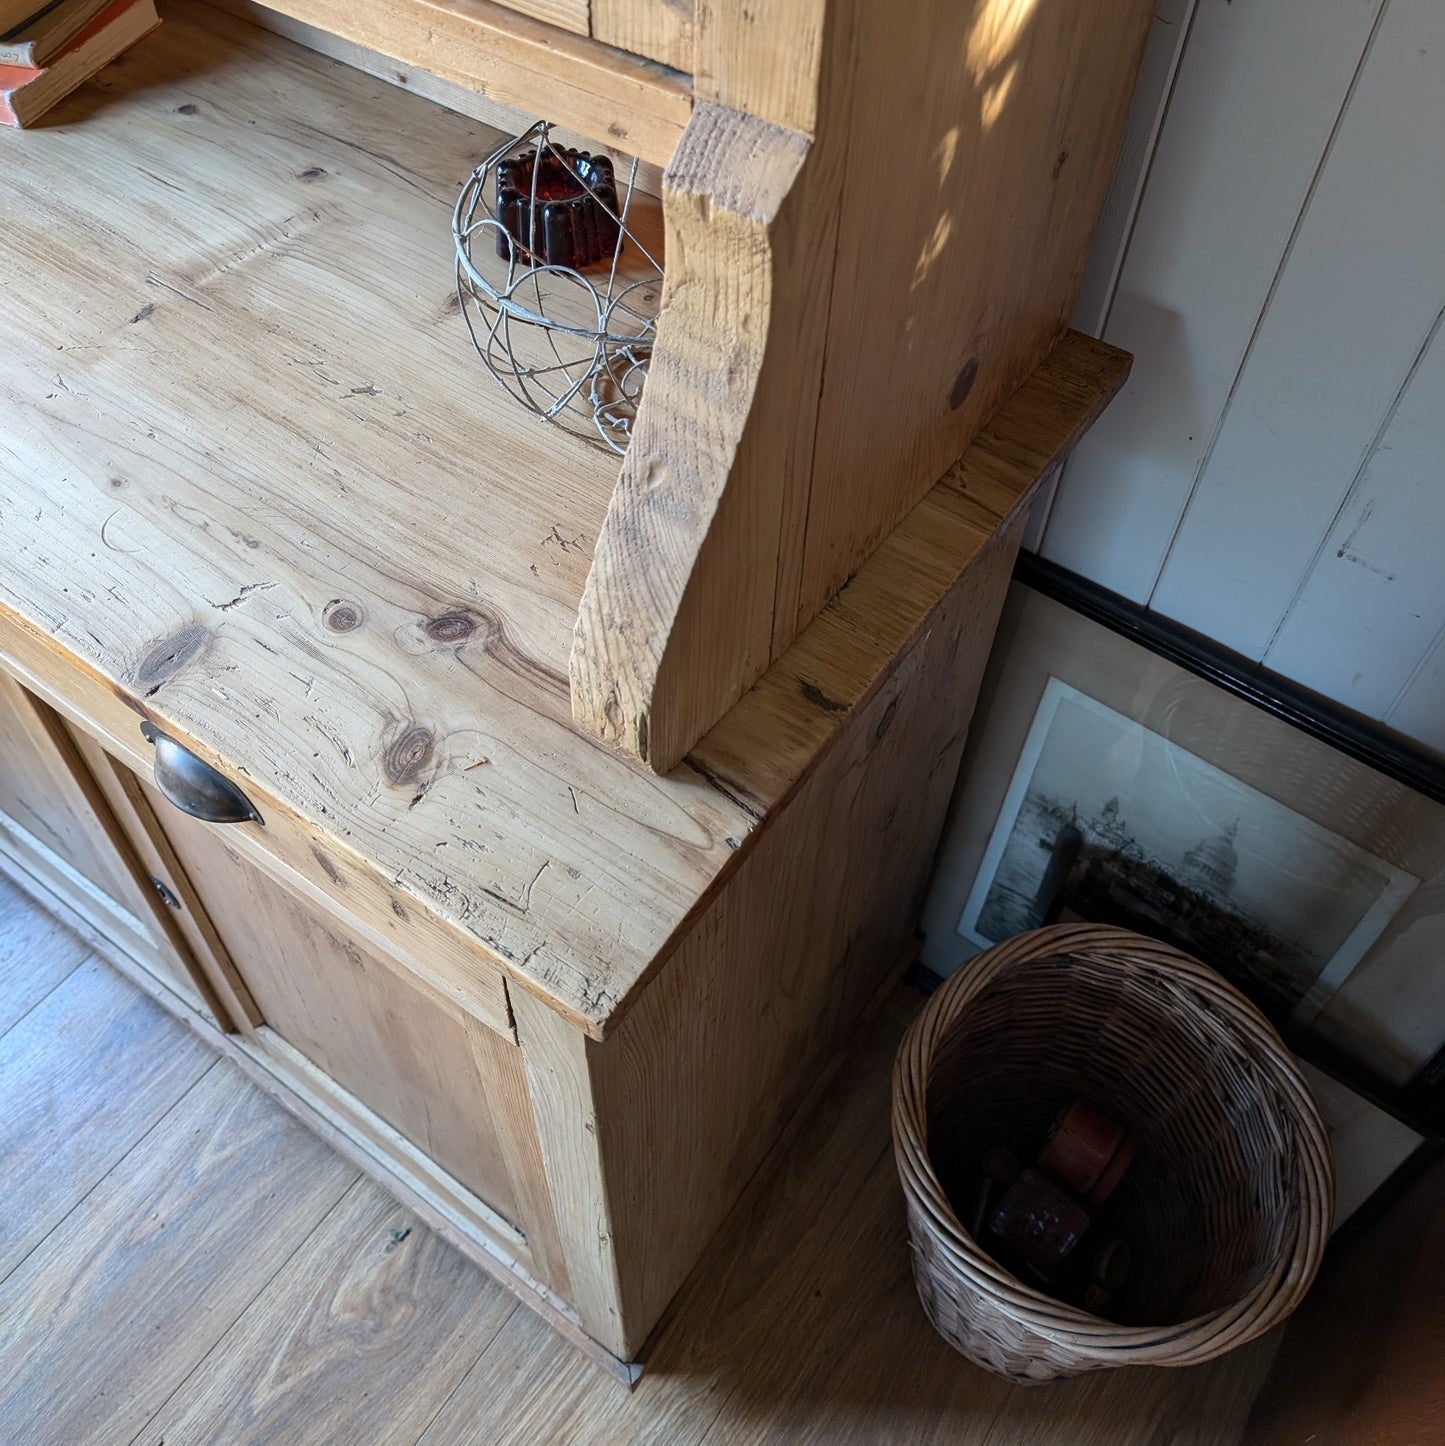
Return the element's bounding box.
[0,0,158,127]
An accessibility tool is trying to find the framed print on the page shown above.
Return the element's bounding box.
[957,678,1418,1029]
[922,583,1445,1106]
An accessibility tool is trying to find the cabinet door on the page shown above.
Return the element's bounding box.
[65,726,259,1032]
[0,669,138,909]
[0,669,223,1020]
[140,791,554,1253]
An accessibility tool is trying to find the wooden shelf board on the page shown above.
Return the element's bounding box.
[237,0,693,167]
[0,6,1130,1037]
[207,0,668,197]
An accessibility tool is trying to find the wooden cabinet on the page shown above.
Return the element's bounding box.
[0,2,1144,1377]
[142,797,557,1264]
[66,733,261,1030]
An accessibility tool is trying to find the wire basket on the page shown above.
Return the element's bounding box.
[452,121,663,454]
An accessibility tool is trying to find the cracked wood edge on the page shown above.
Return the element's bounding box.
[569,101,812,771]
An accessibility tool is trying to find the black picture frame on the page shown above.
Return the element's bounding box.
[915,550,1445,1240]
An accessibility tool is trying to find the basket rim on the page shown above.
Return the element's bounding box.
[891,923,1335,1366]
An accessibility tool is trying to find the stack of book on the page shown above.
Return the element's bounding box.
[1,0,160,127]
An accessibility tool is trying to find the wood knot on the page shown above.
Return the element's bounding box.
[949,356,979,411]
[424,612,475,644]
[323,600,363,633]
[873,696,900,742]
[136,624,209,695]
[176,103,198,116]
[799,680,846,714]
[383,724,435,786]
[310,847,345,889]
[299,166,328,182]
[643,456,674,494]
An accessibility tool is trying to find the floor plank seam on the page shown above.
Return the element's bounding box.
[0,948,93,1042]
[409,1298,524,1446]
[124,1168,371,1446]
[0,1052,226,1294]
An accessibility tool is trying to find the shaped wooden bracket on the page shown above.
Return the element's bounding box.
[569,102,814,772]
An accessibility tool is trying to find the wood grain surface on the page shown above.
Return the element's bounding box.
[574,16,1140,774]
[592,0,693,74]
[210,0,667,197]
[569,101,813,770]
[151,804,534,1226]
[0,960,214,1280]
[144,1179,516,1445]
[1,690,237,1022]
[0,872,89,1034]
[583,521,1024,1356]
[693,0,828,134]
[1245,1155,1445,1446]
[512,986,628,1350]
[424,986,1281,1444]
[0,811,180,1004]
[573,324,1130,775]
[0,671,135,907]
[0,1061,358,1443]
[0,7,750,1036]
[791,0,1154,636]
[489,0,589,39]
[239,0,691,163]
[687,332,1131,819]
[72,725,262,1028]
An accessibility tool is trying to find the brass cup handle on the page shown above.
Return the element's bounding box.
[140,721,263,826]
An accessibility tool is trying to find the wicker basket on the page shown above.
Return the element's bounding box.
[892,925,1334,1383]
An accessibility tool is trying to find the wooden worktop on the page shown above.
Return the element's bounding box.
[0,5,1128,1035]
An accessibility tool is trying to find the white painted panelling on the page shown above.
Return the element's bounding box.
[1149,0,1445,660]
[1070,0,1198,338]
[1024,0,1199,553]
[1040,0,1384,601]
[1262,311,1445,716]
[1386,631,1445,756]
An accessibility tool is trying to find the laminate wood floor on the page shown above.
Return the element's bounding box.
[0,875,1282,1445]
